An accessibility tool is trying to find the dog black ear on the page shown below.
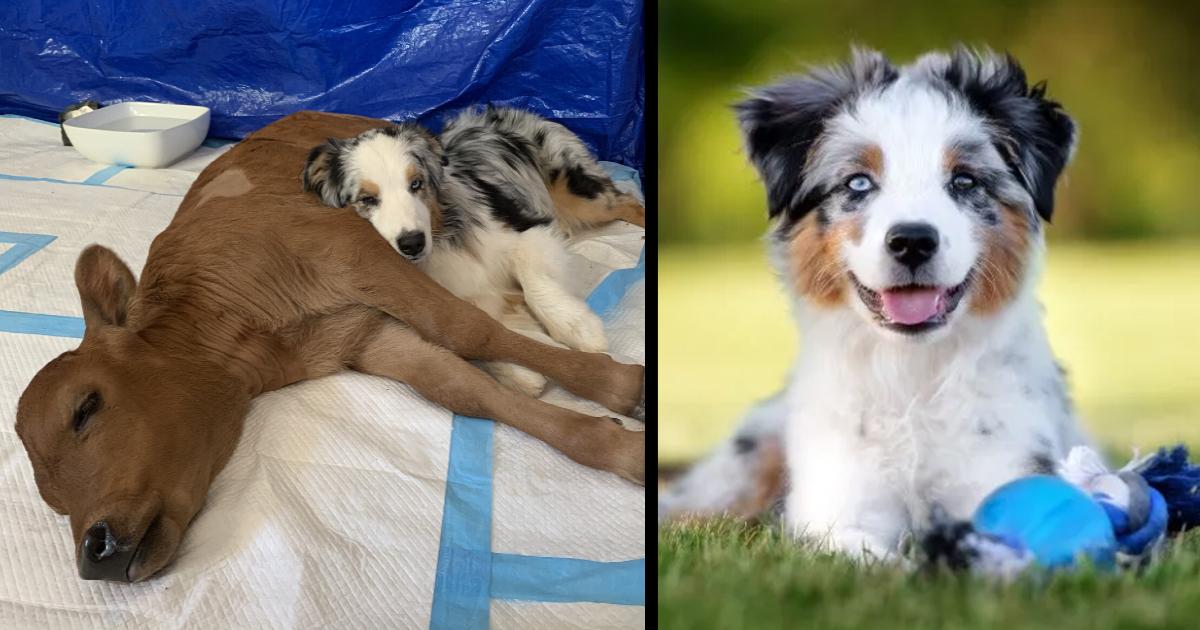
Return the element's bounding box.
[301,139,352,208]
[735,47,897,223]
[936,47,1077,222]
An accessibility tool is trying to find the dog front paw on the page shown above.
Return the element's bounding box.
[546,307,608,353]
[629,374,645,422]
[827,528,898,562]
[486,362,548,398]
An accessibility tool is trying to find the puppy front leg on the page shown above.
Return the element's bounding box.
[510,227,608,353]
[480,306,558,397]
[786,432,908,561]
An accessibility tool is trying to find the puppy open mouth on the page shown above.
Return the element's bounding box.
[850,272,972,334]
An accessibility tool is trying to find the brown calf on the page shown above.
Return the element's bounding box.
[14,111,645,583]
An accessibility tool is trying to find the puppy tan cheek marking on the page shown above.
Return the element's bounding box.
[858,144,883,179]
[971,206,1031,315]
[788,213,856,307]
[943,146,961,174]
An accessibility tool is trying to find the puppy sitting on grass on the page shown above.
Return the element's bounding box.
[660,47,1090,560]
[302,106,645,396]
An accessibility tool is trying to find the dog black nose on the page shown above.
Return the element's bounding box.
[396,231,426,258]
[886,222,939,268]
[78,521,134,581]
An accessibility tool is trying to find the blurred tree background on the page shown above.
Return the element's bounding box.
[661,0,1200,243]
[659,0,1200,463]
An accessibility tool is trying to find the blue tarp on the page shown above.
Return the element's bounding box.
[0,0,644,172]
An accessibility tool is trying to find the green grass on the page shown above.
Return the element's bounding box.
[660,240,1200,628]
[660,519,1200,630]
[661,240,1200,463]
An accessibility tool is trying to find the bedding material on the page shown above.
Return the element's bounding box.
[0,115,644,629]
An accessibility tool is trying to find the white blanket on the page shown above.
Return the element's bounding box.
[0,116,645,629]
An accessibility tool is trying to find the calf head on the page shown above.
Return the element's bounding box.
[15,245,246,581]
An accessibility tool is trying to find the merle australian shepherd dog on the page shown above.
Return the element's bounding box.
[659,47,1092,560]
[302,106,645,396]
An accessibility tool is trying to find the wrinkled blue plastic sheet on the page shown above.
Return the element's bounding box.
[0,0,644,172]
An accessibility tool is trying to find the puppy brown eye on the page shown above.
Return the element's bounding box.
[952,173,977,191]
[73,392,100,432]
[409,179,423,192]
[358,196,378,205]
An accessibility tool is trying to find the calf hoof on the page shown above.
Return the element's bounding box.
[607,421,645,486]
[629,374,646,422]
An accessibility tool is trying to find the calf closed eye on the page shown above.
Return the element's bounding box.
[73,392,100,432]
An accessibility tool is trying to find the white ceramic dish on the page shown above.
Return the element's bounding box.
[62,102,211,168]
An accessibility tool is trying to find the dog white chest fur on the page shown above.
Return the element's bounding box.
[787,291,1085,556]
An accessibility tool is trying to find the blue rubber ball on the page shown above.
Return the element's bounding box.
[972,475,1117,569]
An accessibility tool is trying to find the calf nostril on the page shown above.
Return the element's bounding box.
[396,231,426,257]
[83,522,116,562]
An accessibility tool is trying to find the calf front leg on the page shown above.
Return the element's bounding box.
[334,234,644,417]
[352,321,644,484]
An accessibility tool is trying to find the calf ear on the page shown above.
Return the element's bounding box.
[301,139,352,207]
[74,245,136,333]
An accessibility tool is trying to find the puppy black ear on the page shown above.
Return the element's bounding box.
[937,47,1077,222]
[301,139,352,207]
[735,47,897,223]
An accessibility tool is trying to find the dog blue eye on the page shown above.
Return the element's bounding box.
[846,174,874,193]
[409,179,423,192]
[952,173,977,191]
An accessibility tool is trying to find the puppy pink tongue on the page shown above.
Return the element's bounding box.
[881,288,943,325]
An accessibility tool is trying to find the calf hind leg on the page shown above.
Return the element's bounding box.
[340,238,645,418]
[353,321,644,485]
